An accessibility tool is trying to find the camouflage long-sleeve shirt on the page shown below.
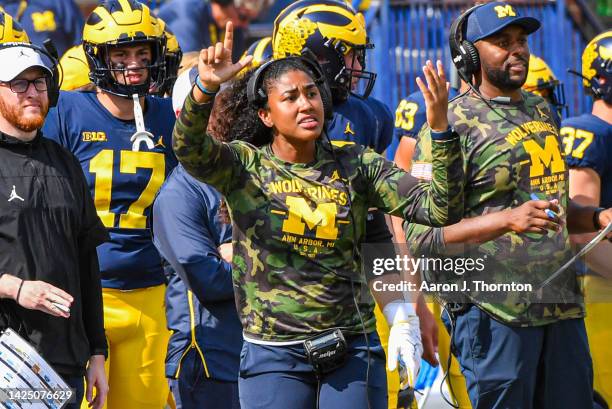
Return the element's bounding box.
[406,91,584,327]
[172,92,464,342]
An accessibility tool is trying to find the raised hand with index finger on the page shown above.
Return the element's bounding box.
[194,21,253,102]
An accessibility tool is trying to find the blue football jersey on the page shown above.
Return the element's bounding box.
[43,91,178,289]
[562,113,612,208]
[393,88,461,142]
[0,0,83,56]
[328,95,389,154]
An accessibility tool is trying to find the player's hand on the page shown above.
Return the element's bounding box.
[596,208,612,240]
[505,199,561,234]
[416,294,439,366]
[16,280,73,318]
[218,242,233,263]
[384,301,423,387]
[85,354,108,409]
[415,60,449,132]
[197,21,252,93]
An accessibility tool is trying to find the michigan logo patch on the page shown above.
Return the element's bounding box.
[31,11,56,32]
[494,5,516,18]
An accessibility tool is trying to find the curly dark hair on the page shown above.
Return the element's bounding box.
[214,58,318,147]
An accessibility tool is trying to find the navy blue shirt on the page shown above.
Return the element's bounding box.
[562,113,612,208]
[0,0,83,56]
[157,0,246,59]
[43,91,178,290]
[153,164,242,381]
[328,95,392,154]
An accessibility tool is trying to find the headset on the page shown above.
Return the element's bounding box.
[246,51,334,121]
[449,4,484,85]
[0,41,61,106]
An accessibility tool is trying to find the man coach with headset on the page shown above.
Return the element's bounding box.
[405,3,612,408]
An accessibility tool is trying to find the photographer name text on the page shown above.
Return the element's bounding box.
[372,280,533,293]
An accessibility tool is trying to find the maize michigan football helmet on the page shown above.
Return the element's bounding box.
[157,17,183,96]
[245,36,273,69]
[272,0,375,102]
[581,30,612,104]
[83,0,166,97]
[59,44,91,91]
[523,55,566,115]
[0,9,29,43]
[238,36,273,77]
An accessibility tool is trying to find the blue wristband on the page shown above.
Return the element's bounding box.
[430,126,455,141]
[195,75,219,96]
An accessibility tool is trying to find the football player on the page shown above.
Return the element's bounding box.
[562,30,612,409]
[273,0,392,154]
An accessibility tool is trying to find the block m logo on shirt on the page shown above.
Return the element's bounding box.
[282,196,339,240]
[523,134,566,178]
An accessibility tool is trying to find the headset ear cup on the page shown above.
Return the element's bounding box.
[448,4,483,84]
[320,83,333,121]
[462,40,480,78]
[247,59,275,106]
[48,73,59,107]
[313,74,333,121]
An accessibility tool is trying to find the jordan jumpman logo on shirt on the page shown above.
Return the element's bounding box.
[8,185,24,202]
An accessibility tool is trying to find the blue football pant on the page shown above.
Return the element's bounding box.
[442,305,593,409]
[238,332,388,409]
[169,348,240,409]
